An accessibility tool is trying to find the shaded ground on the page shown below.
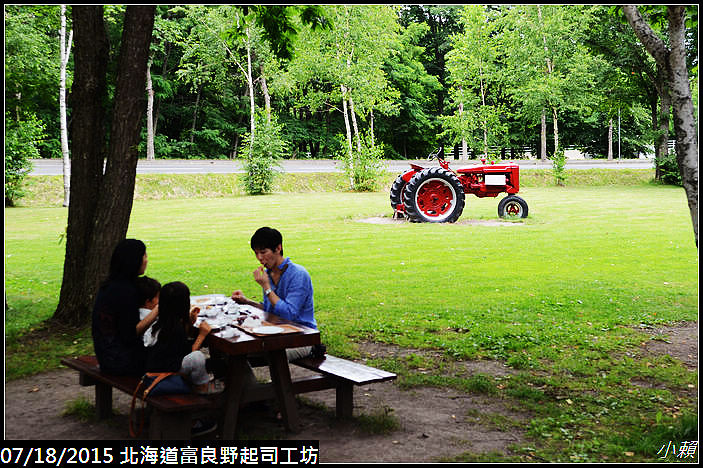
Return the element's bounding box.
[4,322,697,463]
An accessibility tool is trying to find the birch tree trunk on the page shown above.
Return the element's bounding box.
[607,118,613,160]
[457,87,468,160]
[341,84,354,188]
[623,5,698,246]
[552,107,559,154]
[369,109,375,147]
[540,109,547,160]
[349,95,361,152]
[145,56,155,160]
[666,6,698,246]
[538,5,558,156]
[260,64,271,124]
[246,26,255,158]
[60,5,73,207]
[190,84,200,144]
[480,78,487,159]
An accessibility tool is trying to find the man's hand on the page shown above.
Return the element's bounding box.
[253,266,270,289]
[231,290,247,304]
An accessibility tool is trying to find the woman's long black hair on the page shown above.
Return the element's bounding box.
[151,281,190,342]
[107,239,146,282]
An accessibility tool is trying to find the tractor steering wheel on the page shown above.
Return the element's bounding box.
[428,147,445,162]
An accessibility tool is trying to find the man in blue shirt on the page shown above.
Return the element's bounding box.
[232,227,316,360]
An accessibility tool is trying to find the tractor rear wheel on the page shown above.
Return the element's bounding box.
[403,167,465,223]
[498,195,528,219]
[389,174,406,210]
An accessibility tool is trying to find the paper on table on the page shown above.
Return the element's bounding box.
[252,326,284,335]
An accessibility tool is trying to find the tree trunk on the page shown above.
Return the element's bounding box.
[623,5,698,246]
[607,118,613,160]
[190,84,201,144]
[146,56,155,160]
[655,64,671,163]
[246,26,255,159]
[552,106,559,154]
[349,95,361,152]
[369,109,375,148]
[53,5,155,327]
[540,108,547,160]
[152,41,172,136]
[341,85,354,188]
[538,6,556,158]
[60,5,73,207]
[667,6,698,246]
[458,94,468,160]
[480,78,487,159]
[260,64,271,123]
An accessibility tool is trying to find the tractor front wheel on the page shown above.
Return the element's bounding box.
[498,195,528,219]
[403,167,465,223]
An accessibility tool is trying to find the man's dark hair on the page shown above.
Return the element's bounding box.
[251,226,283,255]
[135,275,161,307]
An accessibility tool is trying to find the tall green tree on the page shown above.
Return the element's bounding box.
[288,5,399,186]
[498,5,601,159]
[398,5,463,118]
[581,6,659,160]
[377,21,442,159]
[443,5,507,159]
[4,5,62,158]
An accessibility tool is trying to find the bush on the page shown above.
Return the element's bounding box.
[5,112,45,206]
[654,151,682,186]
[240,112,286,195]
[551,149,568,186]
[336,130,385,192]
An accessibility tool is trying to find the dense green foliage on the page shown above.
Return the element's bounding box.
[4,4,697,165]
[240,112,286,194]
[4,112,45,206]
[654,152,684,186]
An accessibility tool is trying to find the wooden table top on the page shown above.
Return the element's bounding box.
[202,309,320,356]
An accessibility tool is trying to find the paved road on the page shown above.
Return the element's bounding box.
[29,158,654,176]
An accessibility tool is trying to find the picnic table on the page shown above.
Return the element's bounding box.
[62,294,395,440]
[192,294,320,437]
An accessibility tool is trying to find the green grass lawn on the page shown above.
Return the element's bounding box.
[4,176,698,462]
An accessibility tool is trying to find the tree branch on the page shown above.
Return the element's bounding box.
[622,6,668,67]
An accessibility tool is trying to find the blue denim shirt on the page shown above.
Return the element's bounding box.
[262,257,316,329]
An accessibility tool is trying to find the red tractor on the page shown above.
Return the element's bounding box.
[390,148,528,223]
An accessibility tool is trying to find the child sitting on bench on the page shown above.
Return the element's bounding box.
[145,281,221,395]
[135,276,161,347]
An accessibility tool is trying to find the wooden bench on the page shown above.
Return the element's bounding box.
[60,356,217,439]
[246,354,397,419]
[291,354,397,419]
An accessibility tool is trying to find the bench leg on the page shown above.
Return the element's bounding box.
[149,410,192,440]
[95,383,113,419]
[336,383,354,419]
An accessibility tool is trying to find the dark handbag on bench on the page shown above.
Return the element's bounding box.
[129,372,191,437]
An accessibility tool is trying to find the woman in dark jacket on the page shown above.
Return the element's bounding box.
[92,239,158,376]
